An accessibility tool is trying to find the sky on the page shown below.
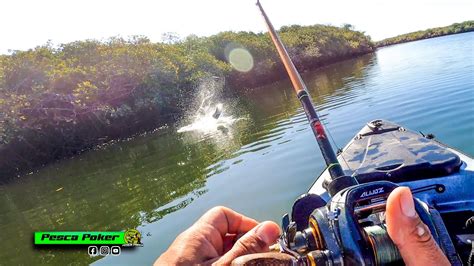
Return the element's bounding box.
[1,0,472,54]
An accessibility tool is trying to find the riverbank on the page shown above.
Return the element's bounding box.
[376,20,474,47]
[0,24,374,180]
[3,20,471,180]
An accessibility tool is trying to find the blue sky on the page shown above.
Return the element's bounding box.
[1,0,472,54]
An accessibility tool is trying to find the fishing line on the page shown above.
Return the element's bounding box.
[364,225,402,265]
[311,84,353,173]
[324,120,353,173]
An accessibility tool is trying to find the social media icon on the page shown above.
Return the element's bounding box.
[99,246,110,256]
[111,246,121,256]
[88,246,99,257]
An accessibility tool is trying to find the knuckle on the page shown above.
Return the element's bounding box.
[200,206,227,222]
[235,234,267,254]
[409,221,435,245]
[208,206,233,219]
[208,205,226,214]
[215,205,227,211]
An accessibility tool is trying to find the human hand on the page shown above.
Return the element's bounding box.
[231,187,453,266]
[156,187,451,266]
[386,187,450,265]
[155,206,280,265]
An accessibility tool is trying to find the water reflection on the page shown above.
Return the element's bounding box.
[0,125,243,264]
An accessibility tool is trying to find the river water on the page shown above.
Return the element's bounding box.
[1,32,472,265]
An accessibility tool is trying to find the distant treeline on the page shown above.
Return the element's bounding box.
[0,24,373,179]
[376,21,474,47]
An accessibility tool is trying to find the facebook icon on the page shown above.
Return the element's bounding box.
[88,246,99,257]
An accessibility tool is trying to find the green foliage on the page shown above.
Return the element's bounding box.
[376,21,474,47]
[0,24,374,178]
[205,24,373,87]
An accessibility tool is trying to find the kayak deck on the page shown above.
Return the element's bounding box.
[337,120,460,183]
[309,120,474,209]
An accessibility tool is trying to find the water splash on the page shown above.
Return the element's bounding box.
[177,78,241,134]
[176,104,239,134]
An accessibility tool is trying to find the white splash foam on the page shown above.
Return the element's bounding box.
[177,78,241,134]
[177,109,238,134]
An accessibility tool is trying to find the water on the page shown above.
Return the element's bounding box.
[177,77,242,135]
[1,32,473,265]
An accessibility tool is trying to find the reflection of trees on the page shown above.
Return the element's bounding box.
[0,126,240,265]
[306,53,376,100]
[236,53,376,144]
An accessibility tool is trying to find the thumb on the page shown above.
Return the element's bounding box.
[386,187,450,266]
[215,221,280,265]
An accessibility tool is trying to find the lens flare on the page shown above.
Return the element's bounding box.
[228,48,254,72]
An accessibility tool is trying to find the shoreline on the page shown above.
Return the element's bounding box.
[0,50,375,182]
[0,24,374,180]
[375,21,473,48]
[1,21,472,181]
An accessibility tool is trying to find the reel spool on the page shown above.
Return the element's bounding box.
[363,225,402,265]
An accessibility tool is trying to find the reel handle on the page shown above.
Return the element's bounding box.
[231,251,331,266]
[231,252,296,266]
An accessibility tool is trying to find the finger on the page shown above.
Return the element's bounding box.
[385,187,450,266]
[203,256,221,265]
[223,234,237,253]
[223,232,247,253]
[198,206,259,237]
[214,221,281,265]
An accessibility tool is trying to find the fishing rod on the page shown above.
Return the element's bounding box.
[255,0,356,196]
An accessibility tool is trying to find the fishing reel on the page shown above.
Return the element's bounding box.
[274,181,448,265]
